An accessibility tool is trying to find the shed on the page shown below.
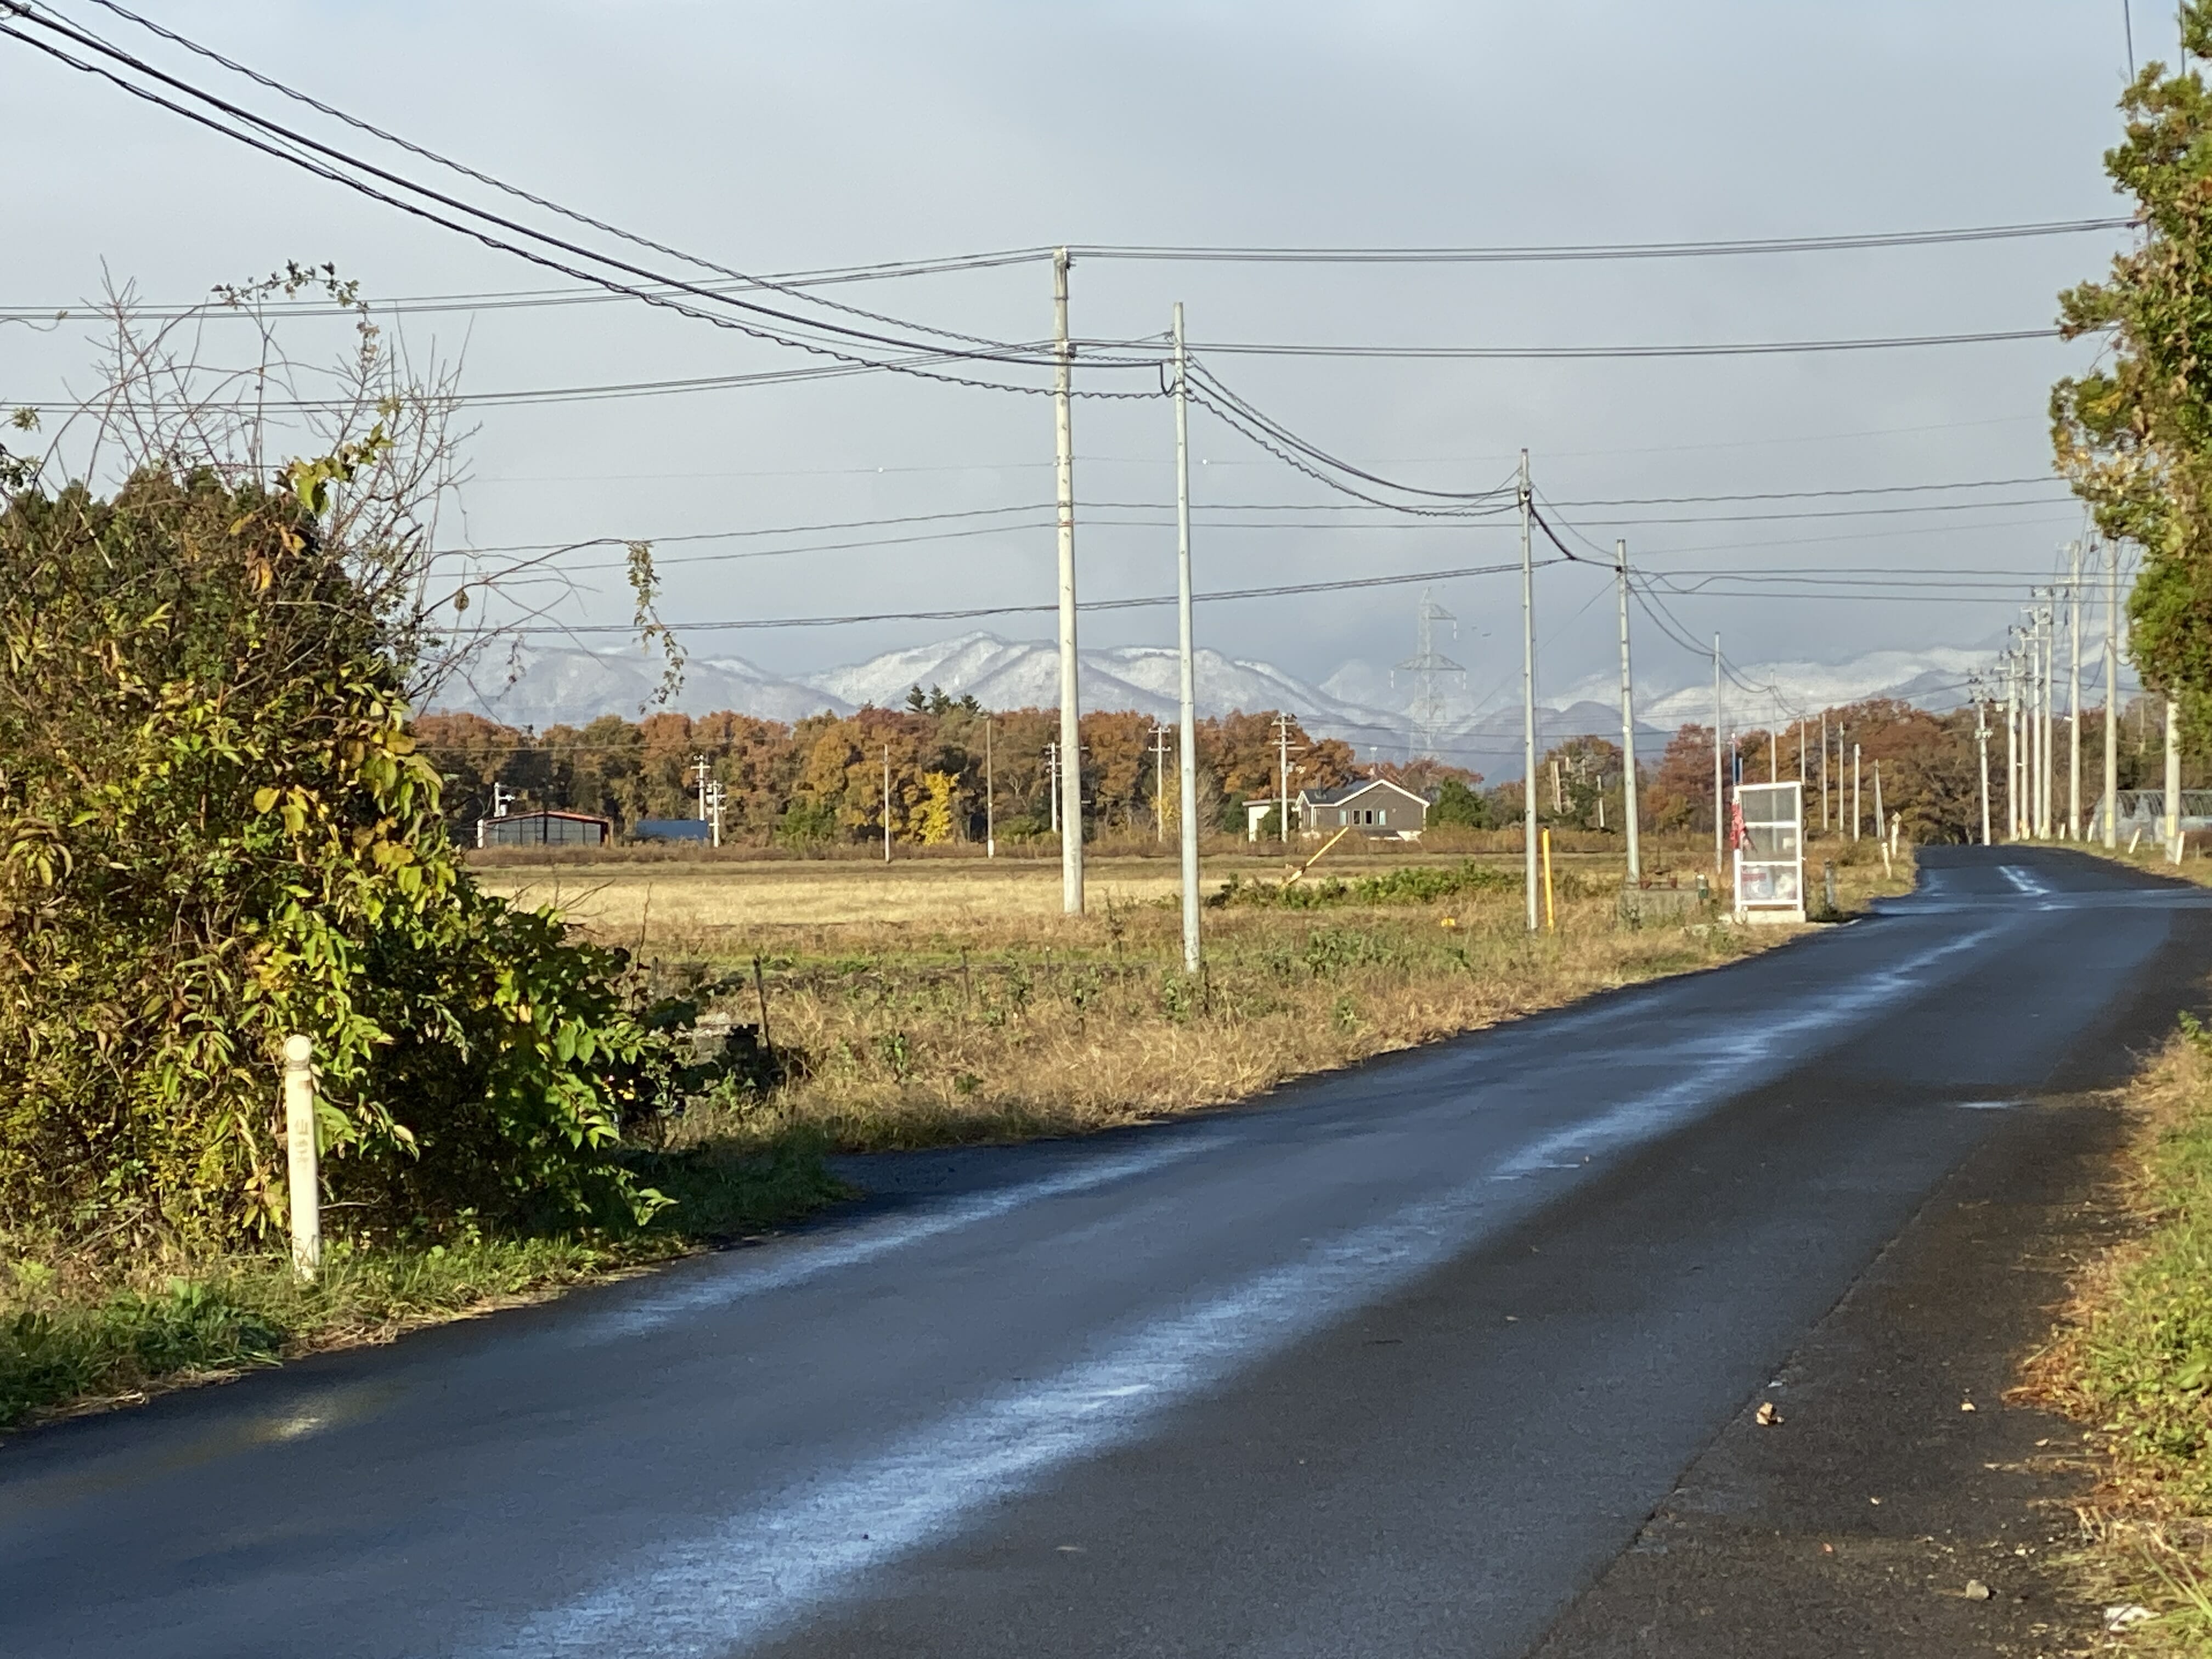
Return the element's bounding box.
[477,809,611,848]
[633,818,713,844]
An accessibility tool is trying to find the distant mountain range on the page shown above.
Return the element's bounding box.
[435,632,2029,783]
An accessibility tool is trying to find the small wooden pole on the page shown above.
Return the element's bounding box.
[281,1034,320,1282]
[751,953,773,1053]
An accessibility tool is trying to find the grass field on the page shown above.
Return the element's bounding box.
[479,833,1913,1154]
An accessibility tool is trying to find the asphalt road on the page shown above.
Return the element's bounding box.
[5,847,2209,1659]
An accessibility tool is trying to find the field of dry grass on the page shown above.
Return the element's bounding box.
[478,834,1914,1154]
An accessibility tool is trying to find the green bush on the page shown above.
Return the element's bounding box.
[0,467,690,1249]
[1212,860,1515,910]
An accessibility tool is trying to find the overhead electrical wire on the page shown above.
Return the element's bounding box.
[0,4,1168,400]
[503,556,1568,633]
[1188,327,2074,360]
[1068,219,2132,264]
[61,0,1024,353]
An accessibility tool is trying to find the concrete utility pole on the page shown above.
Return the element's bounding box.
[2004,648,2020,840]
[1046,740,1059,833]
[2106,538,2121,848]
[1973,677,1992,847]
[1172,302,1202,974]
[2167,695,2184,857]
[985,717,996,859]
[1151,726,1169,842]
[1820,710,1830,828]
[2069,543,2084,839]
[707,780,724,849]
[1853,743,1862,840]
[693,753,709,821]
[1615,538,1641,884]
[1520,449,1539,932]
[1273,710,1296,845]
[1712,634,1724,874]
[1053,246,1084,916]
[2039,603,2056,838]
[882,745,893,865]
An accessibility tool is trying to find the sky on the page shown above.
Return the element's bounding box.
[0,0,2157,708]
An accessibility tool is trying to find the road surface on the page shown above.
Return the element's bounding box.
[4,848,2207,1658]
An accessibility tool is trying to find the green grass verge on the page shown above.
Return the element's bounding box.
[2032,1018,2212,1651]
[0,1136,845,1434]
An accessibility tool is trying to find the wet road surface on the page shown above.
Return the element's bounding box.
[4,847,2208,1658]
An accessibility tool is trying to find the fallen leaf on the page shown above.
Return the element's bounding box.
[1960,1400,1977,1412]
[1963,1580,1991,1601]
[1756,1401,1784,1426]
[2106,1604,2154,1632]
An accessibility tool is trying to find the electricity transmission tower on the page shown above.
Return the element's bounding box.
[1395,588,1465,760]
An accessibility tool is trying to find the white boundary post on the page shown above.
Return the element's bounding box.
[283,1034,321,1281]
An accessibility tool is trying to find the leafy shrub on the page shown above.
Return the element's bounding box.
[1212,860,1515,910]
[0,467,688,1248]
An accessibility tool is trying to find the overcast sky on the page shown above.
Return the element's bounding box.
[3,1,2152,704]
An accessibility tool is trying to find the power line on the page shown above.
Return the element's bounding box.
[66,0,1028,352]
[1190,327,2075,360]
[1068,219,2132,264]
[0,6,1170,399]
[501,556,1566,633]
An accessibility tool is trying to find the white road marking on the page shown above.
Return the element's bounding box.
[1999,864,2049,896]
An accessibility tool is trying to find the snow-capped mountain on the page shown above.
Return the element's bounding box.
[430,636,2050,781]
[1634,647,1994,727]
[812,632,1397,732]
[435,643,853,732]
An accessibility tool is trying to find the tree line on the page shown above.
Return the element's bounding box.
[417,686,2200,849]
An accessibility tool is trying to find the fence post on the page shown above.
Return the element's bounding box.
[282,1034,321,1282]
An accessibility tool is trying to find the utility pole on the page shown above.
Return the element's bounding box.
[1615,538,1641,884]
[1712,633,1724,874]
[2035,606,2052,845]
[1045,741,1058,833]
[2004,648,2019,840]
[2069,543,2084,839]
[1853,743,1862,840]
[692,753,709,821]
[2167,695,2183,857]
[1053,246,1084,916]
[1820,710,1829,828]
[1150,725,1170,842]
[1172,302,1203,974]
[882,744,892,865]
[706,780,725,849]
[984,717,996,858]
[1273,710,1296,846]
[2106,538,2121,848]
[1520,449,1539,932]
[1974,676,1992,846]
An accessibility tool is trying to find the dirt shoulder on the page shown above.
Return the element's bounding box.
[1528,1094,2125,1658]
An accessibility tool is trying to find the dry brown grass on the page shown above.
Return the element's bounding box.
[2015,1029,2212,1654]
[499,837,1915,1154]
